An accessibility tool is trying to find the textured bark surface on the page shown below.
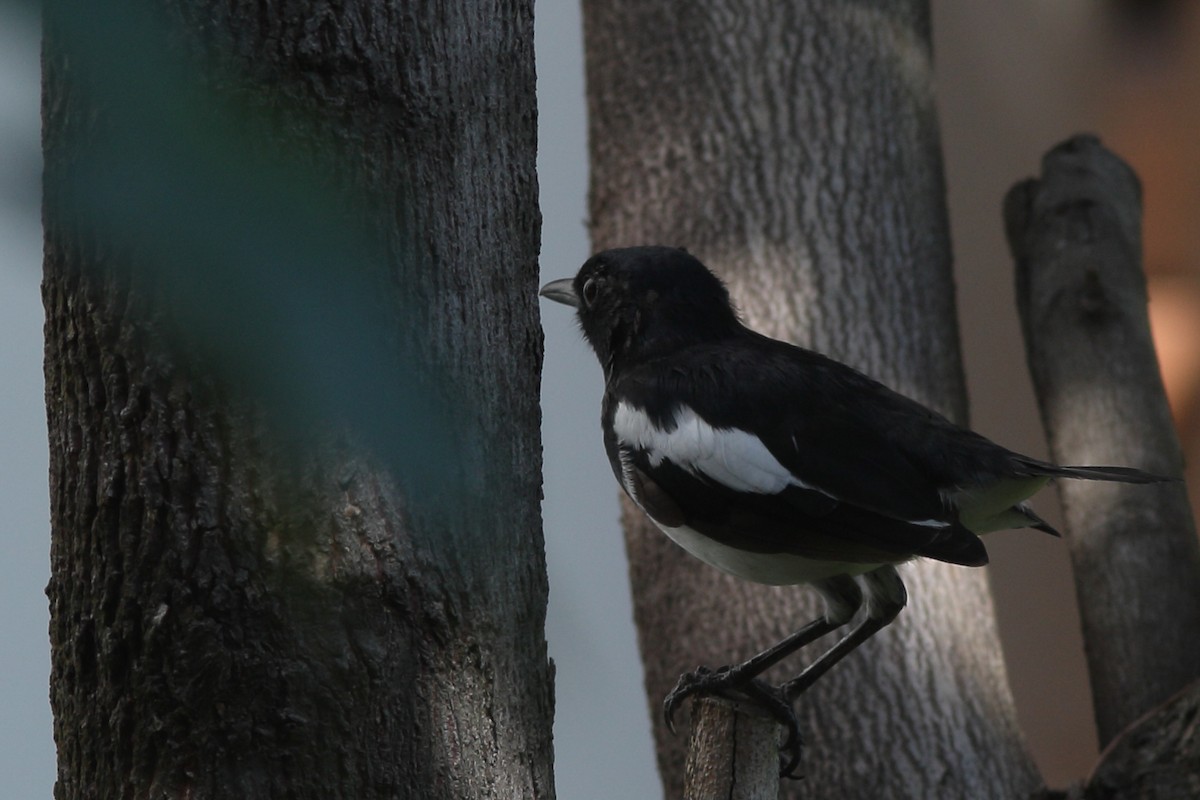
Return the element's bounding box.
[583,1,1040,797]
[684,698,779,800]
[1006,135,1200,748]
[1085,678,1200,800]
[43,2,552,798]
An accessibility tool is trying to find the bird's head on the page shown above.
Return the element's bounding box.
[540,246,740,373]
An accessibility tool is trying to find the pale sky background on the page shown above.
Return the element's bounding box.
[2,2,1183,798]
[1,4,54,799]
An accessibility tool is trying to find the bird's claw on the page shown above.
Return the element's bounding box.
[662,666,805,778]
[739,680,804,778]
[663,665,717,733]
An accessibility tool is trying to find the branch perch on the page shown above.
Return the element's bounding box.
[684,697,780,800]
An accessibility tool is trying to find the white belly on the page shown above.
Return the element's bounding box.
[654,521,882,586]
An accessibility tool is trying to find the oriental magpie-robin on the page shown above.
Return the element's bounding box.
[540,245,1168,776]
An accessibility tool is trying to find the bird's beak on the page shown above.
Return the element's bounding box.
[539,278,579,308]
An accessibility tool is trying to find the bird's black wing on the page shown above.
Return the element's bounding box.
[609,337,990,566]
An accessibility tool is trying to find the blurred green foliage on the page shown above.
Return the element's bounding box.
[42,0,461,502]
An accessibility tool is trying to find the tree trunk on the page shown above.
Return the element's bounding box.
[42,2,553,798]
[1006,135,1200,748]
[582,1,1041,797]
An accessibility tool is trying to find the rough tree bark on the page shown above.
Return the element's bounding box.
[684,698,780,799]
[42,2,552,798]
[582,1,1040,797]
[1007,135,1200,796]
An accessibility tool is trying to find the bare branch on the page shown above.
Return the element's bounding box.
[684,698,779,800]
[1006,134,1200,746]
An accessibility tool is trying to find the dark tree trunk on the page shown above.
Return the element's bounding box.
[582,1,1039,797]
[42,2,553,798]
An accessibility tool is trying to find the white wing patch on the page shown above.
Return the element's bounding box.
[612,401,818,495]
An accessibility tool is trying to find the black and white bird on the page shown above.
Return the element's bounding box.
[540,245,1167,776]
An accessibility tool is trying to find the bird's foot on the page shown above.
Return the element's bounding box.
[662,664,723,733]
[741,680,805,779]
[663,666,804,779]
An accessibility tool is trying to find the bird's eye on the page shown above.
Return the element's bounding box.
[582,278,599,307]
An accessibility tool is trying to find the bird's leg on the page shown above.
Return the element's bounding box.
[662,567,908,778]
[661,618,834,732]
[781,565,908,700]
[770,566,907,778]
[662,574,864,756]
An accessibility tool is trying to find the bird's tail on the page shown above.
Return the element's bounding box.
[1013,456,1174,484]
